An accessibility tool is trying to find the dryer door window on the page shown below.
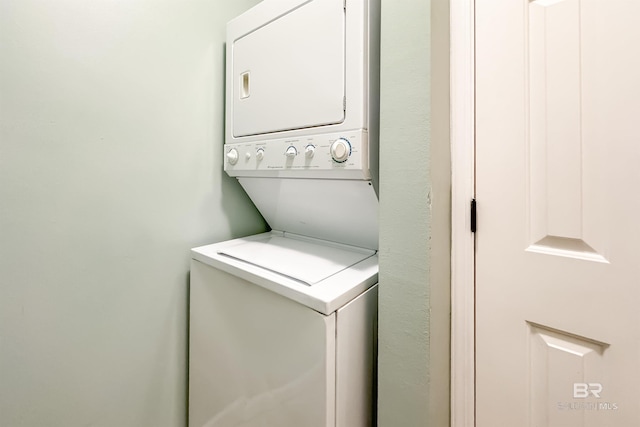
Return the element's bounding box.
[231,0,346,137]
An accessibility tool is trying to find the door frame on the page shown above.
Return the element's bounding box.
[450,0,476,425]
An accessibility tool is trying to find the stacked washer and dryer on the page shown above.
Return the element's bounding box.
[189,0,380,426]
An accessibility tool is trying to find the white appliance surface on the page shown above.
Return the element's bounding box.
[189,259,337,427]
[218,234,374,285]
[238,177,379,250]
[192,231,378,315]
[224,130,372,181]
[189,258,378,427]
[223,0,381,250]
[225,0,380,186]
[231,0,345,137]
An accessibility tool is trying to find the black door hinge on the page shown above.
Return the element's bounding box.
[470,199,477,233]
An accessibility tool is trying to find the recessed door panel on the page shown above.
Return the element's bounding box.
[528,322,609,427]
[231,0,345,137]
[526,0,608,263]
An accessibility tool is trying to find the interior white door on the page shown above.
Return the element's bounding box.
[476,0,640,426]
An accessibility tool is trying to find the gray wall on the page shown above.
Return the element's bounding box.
[0,1,264,426]
[378,0,451,425]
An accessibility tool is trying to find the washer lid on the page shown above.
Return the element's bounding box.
[217,234,375,286]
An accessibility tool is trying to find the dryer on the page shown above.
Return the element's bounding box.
[222,0,380,252]
[224,0,380,185]
[189,0,380,425]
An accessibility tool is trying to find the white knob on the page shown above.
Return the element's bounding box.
[330,138,351,163]
[305,145,315,158]
[245,152,251,160]
[226,148,239,165]
[256,148,265,161]
[285,146,297,158]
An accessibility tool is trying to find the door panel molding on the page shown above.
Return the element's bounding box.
[528,321,609,426]
[526,0,609,263]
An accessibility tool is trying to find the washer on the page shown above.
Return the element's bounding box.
[189,232,377,427]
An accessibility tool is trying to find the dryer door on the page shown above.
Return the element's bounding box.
[230,0,346,137]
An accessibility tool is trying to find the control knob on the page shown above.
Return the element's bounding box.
[285,146,298,158]
[330,138,351,163]
[256,148,265,161]
[226,148,239,165]
[305,145,316,158]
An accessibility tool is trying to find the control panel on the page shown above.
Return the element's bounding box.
[224,130,370,180]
